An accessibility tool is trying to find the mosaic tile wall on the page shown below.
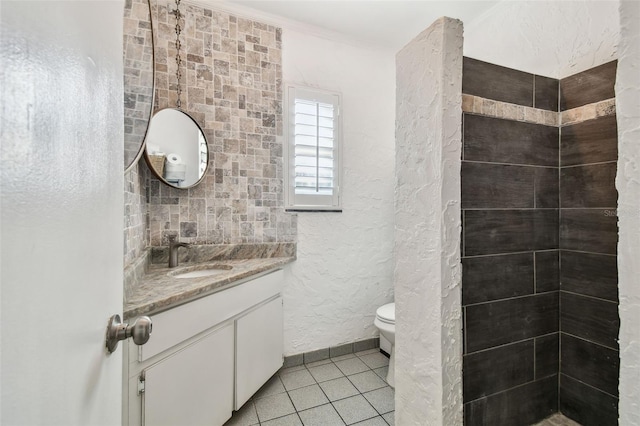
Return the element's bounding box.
[123,0,153,268]
[124,163,148,268]
[124,1,296,266]
[146,0,295,246]
[123,0,154,168]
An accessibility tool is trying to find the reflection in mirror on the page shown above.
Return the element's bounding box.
[123,0,155,173]
[144,108,209,188]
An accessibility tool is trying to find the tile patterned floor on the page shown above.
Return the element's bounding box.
[535,413,582,426]
[224,349,394,426]
[225,351,580,426]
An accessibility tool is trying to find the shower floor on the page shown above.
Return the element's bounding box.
[535,413,582,426]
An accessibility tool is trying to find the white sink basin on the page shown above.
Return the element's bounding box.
[169,264,233,279]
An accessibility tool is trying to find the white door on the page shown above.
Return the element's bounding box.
[1,1,125,425]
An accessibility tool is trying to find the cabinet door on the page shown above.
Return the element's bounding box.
[235,296,284,409]
[143,323,234,426]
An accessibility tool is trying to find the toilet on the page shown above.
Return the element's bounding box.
[374,302,395,388]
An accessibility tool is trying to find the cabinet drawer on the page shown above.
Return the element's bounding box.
[141,269,283,361]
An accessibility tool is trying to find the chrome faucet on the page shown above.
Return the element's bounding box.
[168,235,190,268]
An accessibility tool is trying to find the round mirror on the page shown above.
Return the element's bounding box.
[144,108,209,188]
[123,0,155,173]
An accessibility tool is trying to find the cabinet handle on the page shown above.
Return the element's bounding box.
[106,314,153,353]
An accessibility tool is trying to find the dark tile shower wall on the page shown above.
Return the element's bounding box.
[461,57,560,425]
[461,58,620,426]
[559,61,619,426]
[559,62,617,111]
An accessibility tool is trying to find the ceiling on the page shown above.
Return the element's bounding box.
[222,0,500,50]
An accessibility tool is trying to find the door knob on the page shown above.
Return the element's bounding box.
[106,314,152,353]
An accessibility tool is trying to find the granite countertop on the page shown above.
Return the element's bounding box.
[124,256,294,319]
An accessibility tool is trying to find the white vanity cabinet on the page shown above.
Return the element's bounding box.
[123,269,284,426]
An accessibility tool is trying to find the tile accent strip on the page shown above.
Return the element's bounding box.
[462,95,617,129]
[560,98,616,126]
[462,94,558,127]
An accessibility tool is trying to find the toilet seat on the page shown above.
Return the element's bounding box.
[373,302,396,388]
[376,303,395,324]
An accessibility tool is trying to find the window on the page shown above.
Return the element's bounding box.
[285,85,342,211]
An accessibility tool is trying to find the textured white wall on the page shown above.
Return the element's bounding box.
[464,0,619,78]
[616,1,640,424]
[281,30,396,354]
[395,17,463,425]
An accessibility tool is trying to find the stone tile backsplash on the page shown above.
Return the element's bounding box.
[124,162,148,268]
[147,0,295,247]
[123,1,296,267]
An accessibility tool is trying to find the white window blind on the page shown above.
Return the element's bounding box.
[285,86,342,211]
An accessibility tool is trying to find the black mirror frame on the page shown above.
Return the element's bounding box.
[143,107,210,190]
[124,0,156,175]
